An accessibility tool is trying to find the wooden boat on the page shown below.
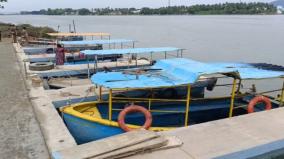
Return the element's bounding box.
[61,58,284,144]
[23,39,135,55]
[23,32,111,54]
[27,47,186,79]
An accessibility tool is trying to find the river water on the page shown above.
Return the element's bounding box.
[0,15,283,64]
[0,15,283,93]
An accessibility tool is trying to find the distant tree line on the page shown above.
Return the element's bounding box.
[20,3,277,15]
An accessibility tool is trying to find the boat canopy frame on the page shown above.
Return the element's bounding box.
[47,32,111,40]
[82,47,185,78]
[91,58,284,126]
[96,76,284,128]
[59,39,137,50]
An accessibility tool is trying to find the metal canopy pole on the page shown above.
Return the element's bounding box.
[109,89,113,121]
[87,56,90,79]
[127,53,130,68]
[121,43,123,49]
[229,78,237,117]
[135,53,138,67]
[185,84,191,126]
[165,52,167,59]
[99,86,102,101]
[280,80,284,107]
[132,42,135,48]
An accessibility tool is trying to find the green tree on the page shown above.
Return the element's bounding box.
[78,8,91,15]
[0,0,7,9]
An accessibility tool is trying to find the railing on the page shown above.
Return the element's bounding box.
[108,85,191,126]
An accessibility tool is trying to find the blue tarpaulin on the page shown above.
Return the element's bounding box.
[91,58,284,89]
[81,47,181,56]
[60,39,135,46]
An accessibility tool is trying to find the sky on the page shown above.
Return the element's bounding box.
[1,0,274,13]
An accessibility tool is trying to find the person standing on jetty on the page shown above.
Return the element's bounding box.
[55,44,65,65]
[21,27,29,45]
[10,25,17,43]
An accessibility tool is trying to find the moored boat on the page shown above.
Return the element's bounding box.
[61,58,284,144]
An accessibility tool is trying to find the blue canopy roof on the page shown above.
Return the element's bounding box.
[81,47,181,56]
[60,39,135,46]
[91,58,284,89]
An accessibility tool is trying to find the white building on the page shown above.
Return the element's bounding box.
[277,6,283,14]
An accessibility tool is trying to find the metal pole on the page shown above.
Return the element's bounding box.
[127,54,130,68]
[132,42,135,48]
[236,79,242,94]
[135,54,138,67]
[87,56,90,79]
[185,84,191,126]
[121,43,123,49]
[72,20,76,33]
[99,86,102,101]
[280,80,284,107]
[165,52,167,59]
[229,78,237,117]
[109,89,113,121]
[95,55,98,73]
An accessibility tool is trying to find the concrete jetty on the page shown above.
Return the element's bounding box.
[0,40,49,158]
[2,38,284,159]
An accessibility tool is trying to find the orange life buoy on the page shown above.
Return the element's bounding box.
[118,105,152,132]
[247,96,272,114]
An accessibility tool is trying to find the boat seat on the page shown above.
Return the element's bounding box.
[82,106,102,119]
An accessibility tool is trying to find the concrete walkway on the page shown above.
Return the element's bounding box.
[0,40,49,159]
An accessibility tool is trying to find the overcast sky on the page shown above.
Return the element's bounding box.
[2,0,274,12]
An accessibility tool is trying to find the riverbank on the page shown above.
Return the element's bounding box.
[0,22,55,39]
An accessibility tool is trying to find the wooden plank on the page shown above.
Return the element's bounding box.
[152,136,183,151]
[94,136,168,159]
[52,130,159,159]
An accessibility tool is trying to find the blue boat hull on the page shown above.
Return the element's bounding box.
[62,96,280,144]
[63,113,124,144]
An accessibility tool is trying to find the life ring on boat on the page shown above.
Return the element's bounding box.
[247,96,272,114]
[118,105,152,132]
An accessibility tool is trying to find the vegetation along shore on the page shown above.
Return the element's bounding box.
[0,23,55,38]
[20,2,279,15]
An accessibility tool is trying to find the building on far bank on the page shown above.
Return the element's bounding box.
[277,6,284,14]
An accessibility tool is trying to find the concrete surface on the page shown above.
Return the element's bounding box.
[14,43,77,153]
[0,40,49,159]
[127,107,284,159]
[28,85,77,153]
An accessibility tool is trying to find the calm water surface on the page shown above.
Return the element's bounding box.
[0,15,283,64]
[0,15,283,93]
